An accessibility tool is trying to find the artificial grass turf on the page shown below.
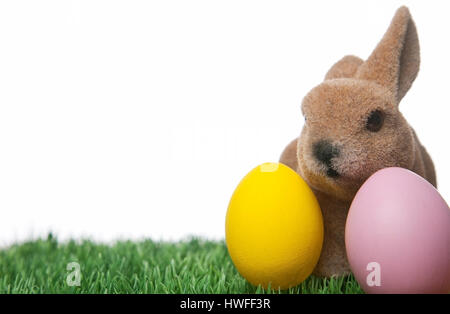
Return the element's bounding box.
[0,234,363,294]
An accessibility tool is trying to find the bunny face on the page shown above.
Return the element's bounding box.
[294,7,423,201]
[298,79,415,201]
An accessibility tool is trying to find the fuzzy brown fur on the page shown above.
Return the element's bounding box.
[280,6,436,277]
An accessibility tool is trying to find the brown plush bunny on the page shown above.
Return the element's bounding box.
[280,6,436,277]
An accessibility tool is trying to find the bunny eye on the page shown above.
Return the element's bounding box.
[366,110,384,132]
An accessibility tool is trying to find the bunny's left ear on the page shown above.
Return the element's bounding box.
[356,6,420,103]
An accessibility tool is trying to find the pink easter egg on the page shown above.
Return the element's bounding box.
[345,167,450,294]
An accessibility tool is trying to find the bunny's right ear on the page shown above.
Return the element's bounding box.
[324,55,363,80]
[355,6,420,103]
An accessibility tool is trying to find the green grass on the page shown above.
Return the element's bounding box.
[0,234,363,294]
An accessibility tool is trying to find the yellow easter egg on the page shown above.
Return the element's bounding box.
[225,162,324,289]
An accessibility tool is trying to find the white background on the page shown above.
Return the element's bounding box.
[0,0,448,246]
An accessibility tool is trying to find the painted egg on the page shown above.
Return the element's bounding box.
[226,162,323,289]
[345,167,450,293]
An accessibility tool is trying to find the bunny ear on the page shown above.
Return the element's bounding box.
[324,55,363,80]
[356,6,420,103]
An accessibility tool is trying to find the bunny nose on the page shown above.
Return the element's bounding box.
[313,140,339,165]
